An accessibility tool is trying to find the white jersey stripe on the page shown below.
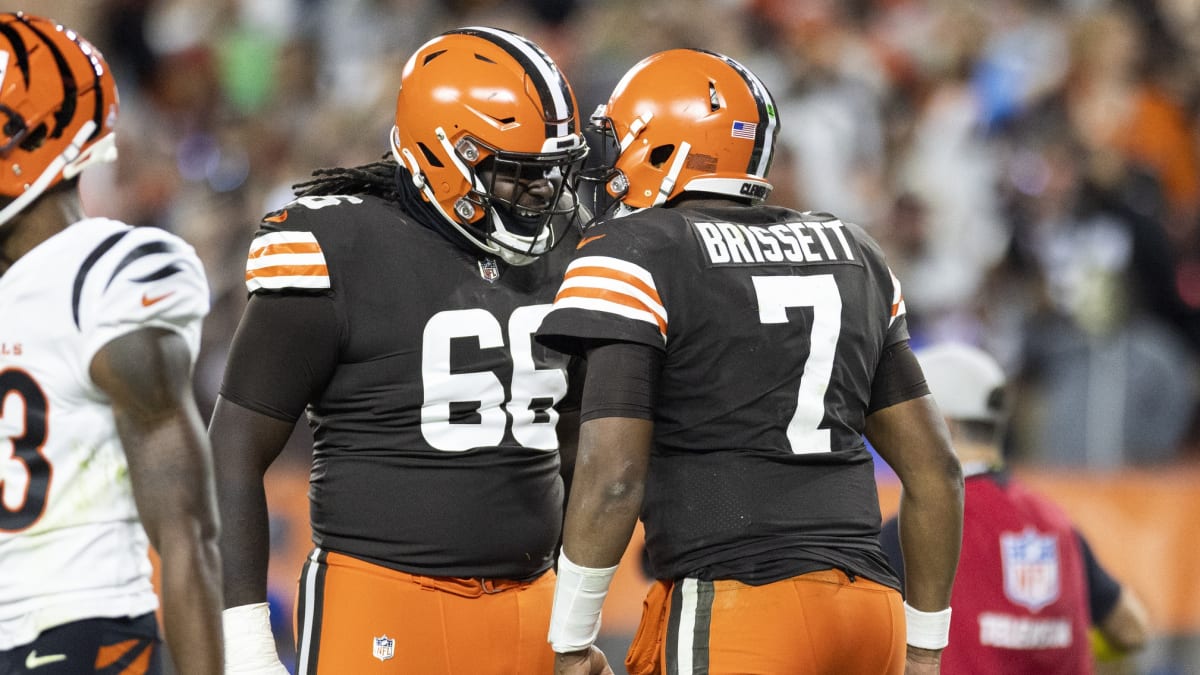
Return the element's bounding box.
[245,231,330,292]
[567,255,657,287]
[246,276,331,292]
[558,275,666,323]
[249,230,322,252]
[245,253,328,271]
[552,297,666,343]
[888,269,906,329]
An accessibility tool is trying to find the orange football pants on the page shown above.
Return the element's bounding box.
[292,549,555,674]
[626,569,905,675]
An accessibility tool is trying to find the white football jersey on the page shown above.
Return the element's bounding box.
[0,218,209,649]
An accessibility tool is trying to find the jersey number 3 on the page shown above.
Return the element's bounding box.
[753,275,841,454]
[0,369,51,531]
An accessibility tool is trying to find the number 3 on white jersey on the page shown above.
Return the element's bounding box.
[420,305,565,452]
[752,274,841,454]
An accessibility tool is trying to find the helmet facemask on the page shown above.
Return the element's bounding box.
[459,137,587,264]
[574,105,628,223]
[390,26,590,266]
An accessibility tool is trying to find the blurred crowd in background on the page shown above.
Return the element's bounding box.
[20,0,1200,470]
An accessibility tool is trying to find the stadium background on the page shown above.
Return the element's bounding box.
[7,0,1200,672]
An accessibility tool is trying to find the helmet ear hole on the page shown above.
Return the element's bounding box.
[417,142,443,168]
[649,144,674,168]
[3,115,24,138]
[19,123,47,152]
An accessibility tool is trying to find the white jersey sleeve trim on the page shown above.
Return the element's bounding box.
[245,230,330,292]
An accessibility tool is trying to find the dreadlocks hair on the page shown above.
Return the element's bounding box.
[291,154,402,201]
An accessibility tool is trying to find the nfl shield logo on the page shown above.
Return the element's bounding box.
[373,635,395,662]
[1000,528,1061,612]
[478,257,501,282]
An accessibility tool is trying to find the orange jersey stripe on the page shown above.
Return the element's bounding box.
[248,241,323,258]
[245,264,330,280]
[563,265,663,305]
[555,286,668,335]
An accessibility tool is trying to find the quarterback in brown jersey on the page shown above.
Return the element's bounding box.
[536,49,964,675]
[209,27,588,674]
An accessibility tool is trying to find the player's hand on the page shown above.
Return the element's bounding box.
[905,645,942,674]
[554,646,613,675]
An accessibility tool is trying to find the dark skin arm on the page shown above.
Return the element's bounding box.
[208,396,296,608]
[865,394,964,672]
[555,414,653,675]
[91,328,224,675]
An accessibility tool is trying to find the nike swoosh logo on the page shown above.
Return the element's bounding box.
[576,233,606,249]
[264,209,288,223]
[26,651,67,669]
[141,291,176,307]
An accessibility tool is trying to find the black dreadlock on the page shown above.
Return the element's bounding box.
[291,154,401,201]
[292,152,473,248]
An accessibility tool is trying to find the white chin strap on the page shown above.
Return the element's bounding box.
[0,121,102,228]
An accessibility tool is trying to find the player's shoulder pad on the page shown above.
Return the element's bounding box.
[72,221,209,334]
[244,194,371,294]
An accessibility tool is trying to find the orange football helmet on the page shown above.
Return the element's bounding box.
[391,27,588,265]
[582,49,779,214]
[0,12,119,227]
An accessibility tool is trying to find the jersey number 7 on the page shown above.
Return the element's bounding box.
[752,274,841,454]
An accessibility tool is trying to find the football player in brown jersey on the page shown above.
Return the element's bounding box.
[537,49,964,675]
[210,27,588,674]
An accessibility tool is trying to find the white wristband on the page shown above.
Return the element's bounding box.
[222,602,289,673]
[904,602,952,650]
[547,552,618,653]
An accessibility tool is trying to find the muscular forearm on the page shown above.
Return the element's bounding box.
[865,396,963,611]
[562,480,643,568]
[897,468,963,611]
[158,532,225,674]
[560,417,652,568]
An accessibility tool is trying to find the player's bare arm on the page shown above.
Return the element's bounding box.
[554,414,651,675]
[91,327,224,675]
[866,392,964,672]
[562,414,653,569]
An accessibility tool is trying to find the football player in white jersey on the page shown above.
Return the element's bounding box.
[0,13,223,674]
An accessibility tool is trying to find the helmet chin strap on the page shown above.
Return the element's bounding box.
[0,121,97,228]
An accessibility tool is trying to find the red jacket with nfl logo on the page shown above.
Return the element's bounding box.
[889,473,1094,674]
